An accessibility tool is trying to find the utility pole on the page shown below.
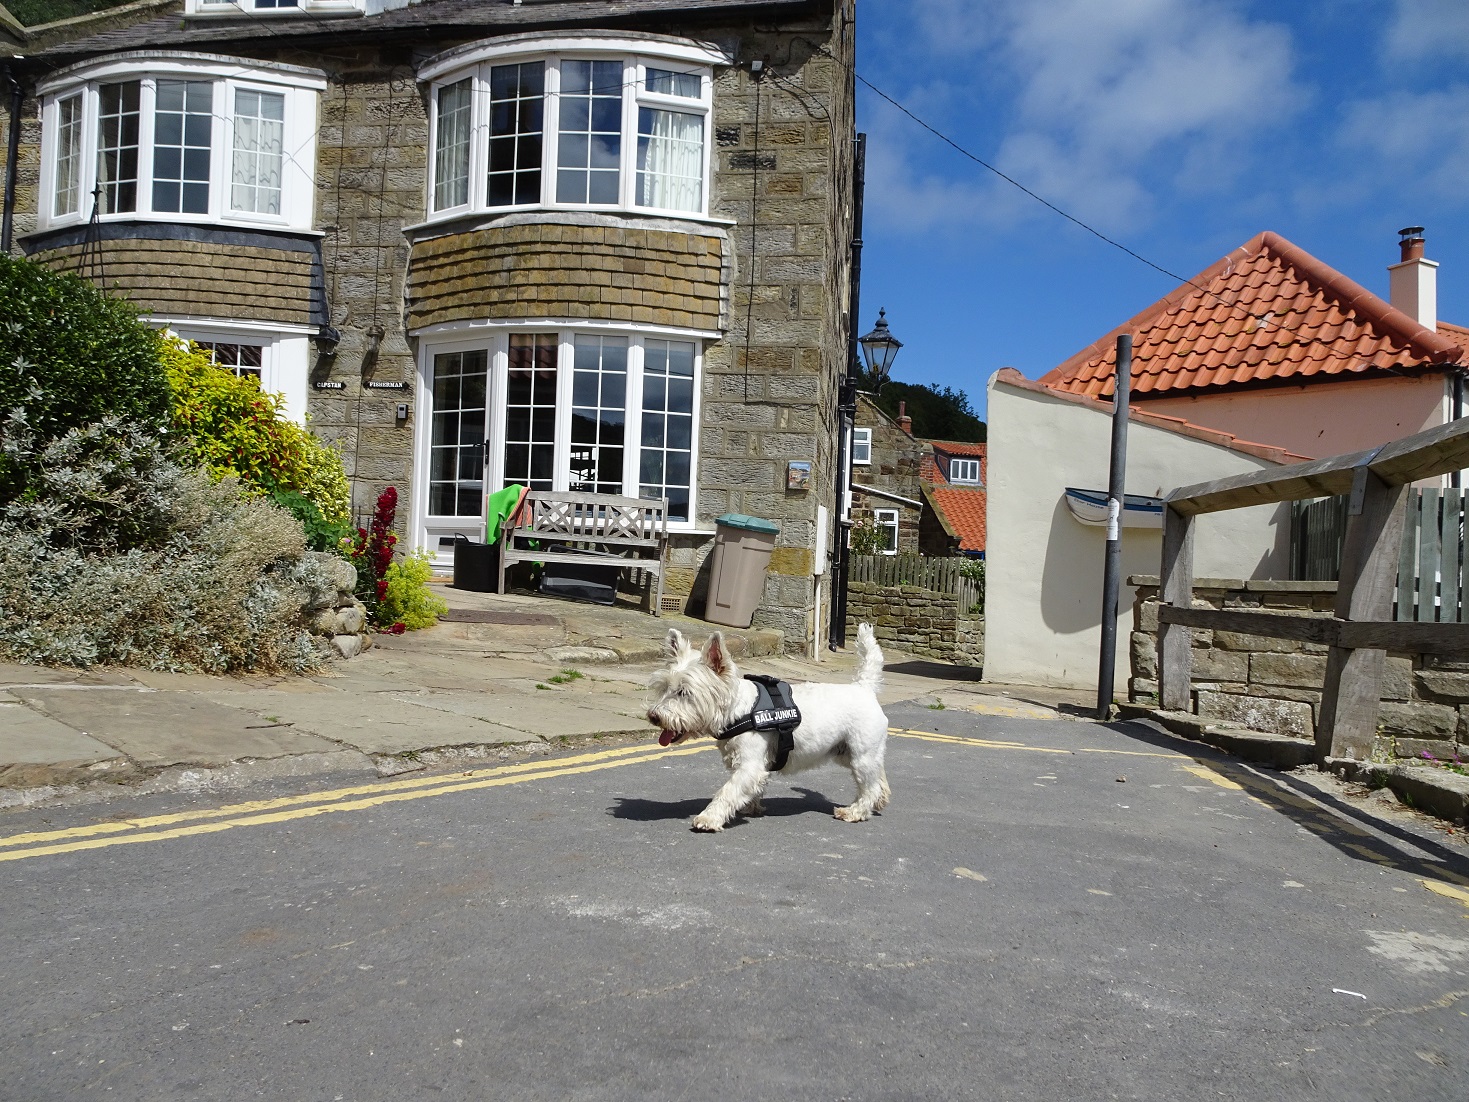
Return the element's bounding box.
[1097,334,1132,718]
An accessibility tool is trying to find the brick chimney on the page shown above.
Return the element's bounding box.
[1389,226,1437,331]
[897,400,913,435]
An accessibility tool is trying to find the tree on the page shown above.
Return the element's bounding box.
[869,380,986,442]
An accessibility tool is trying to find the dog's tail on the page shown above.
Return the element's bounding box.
[852,622,884,694]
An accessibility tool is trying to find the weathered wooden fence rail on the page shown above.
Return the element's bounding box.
[1159,418,1469,763]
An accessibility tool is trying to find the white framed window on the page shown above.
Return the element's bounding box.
[852,427,873,466]
[157,317,312,425]
[185,0,366,16]
[413,323,702,561]
[873,508,899,555]
[421,35,723,222]
[38,55,323,232]
[949,458,982,485]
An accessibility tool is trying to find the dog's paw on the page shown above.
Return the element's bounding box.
[833,805,870,823]
[690,815,725,833]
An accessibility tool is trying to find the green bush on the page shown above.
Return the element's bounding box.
[0,255,170,502]
[0,449,332,673]
[377,549,449,631]
[162,336,351,527]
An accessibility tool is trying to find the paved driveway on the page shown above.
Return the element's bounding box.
[3,702,1468,1100]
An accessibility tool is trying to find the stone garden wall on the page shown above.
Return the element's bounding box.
[847,581,984,668]
[1129,576,1469,762]
[303,552,373,660]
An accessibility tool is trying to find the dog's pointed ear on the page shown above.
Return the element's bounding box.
[663,628,689,659]
[701,632,736,678]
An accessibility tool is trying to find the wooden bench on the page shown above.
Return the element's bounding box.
[496,491,669,615]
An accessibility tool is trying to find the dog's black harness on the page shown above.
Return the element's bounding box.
[715,674,801,772]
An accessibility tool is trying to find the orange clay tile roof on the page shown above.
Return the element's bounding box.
[927,486,986,553]
[1040,231,1468,400]
[996,369,1314,465]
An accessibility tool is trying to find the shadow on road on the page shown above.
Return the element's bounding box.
[608,787,836,825]
[1106,719,1469,886]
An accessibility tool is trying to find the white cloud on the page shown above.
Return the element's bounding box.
[1338,86,1469,202]
[1386,0,1469,62]
[869,0,1303,235]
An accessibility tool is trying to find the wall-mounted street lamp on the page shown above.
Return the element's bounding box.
[858,308,903,392]
[831,308,902,650]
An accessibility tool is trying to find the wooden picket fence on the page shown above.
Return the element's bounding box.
[849,554,984,615]
[1292,488,1469,622]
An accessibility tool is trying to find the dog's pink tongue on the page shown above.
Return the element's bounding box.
[659,730,675,747]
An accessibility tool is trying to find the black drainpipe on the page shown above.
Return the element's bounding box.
[2,60,22,255]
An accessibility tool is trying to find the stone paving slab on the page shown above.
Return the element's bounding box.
[200,689,535,755]
[0,663,138,688]
[0,701,120,766]
[10,688,341,768]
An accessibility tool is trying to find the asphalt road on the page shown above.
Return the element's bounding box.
[3,701,1468,1102]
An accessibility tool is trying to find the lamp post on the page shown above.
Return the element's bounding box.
[830,308,903,649]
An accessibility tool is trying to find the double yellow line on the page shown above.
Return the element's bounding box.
[0,741,709,863]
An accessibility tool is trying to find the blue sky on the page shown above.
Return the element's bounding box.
[854,0,1469,422]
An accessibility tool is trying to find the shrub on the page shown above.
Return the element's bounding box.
[849,515,888,556]
[162,337,350,527]
[0,450,331,673]
[378,549,449,630]
[0,255,170,502]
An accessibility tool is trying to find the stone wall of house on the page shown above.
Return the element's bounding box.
[847,581,984,667]
[852,395,923,553]
[1129,576,1469,761]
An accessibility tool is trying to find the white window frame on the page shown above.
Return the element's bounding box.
[185,0,365,17]
[852,426,873,466]
[37,53,324,232]
[419,34,727,224]
[412,320,706,564]
[873,508,899,556]
[155,316,313,425]
[949,457,982,485]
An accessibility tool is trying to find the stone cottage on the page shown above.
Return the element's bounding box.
[2,0,856,651]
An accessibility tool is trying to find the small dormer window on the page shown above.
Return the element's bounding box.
[949,458,983,485]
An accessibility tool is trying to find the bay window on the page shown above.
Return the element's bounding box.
[39,56,322,231]
[422,38,717,219]
[417,326,701,557]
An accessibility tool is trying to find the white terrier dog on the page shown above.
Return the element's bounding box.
[646,623,891,832]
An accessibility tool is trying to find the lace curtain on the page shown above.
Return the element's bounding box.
[637,108,702,213]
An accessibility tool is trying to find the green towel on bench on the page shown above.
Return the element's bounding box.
[486,484,526,546]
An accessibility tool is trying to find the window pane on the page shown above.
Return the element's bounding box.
[636,108,703,213]
[54,94,84,217]
[645,68,701,98]
[193,339,265,382]
[153,80,212,215]
[97,81,140,214]
[556,60,621,205]
[504,334,558,491]
[428,349,489,518]
[569,335,627,494]
[485,61,543,209]
[231,88,285,215]
[638,339,696,522]
[433,78,472,211]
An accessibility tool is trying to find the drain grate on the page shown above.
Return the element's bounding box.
[660,596,685,612]
[441,609,559,626]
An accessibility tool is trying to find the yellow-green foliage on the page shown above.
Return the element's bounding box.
[377,549,449,630]
[162,337,350,525]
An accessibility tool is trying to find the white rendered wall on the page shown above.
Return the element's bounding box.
[984,375,1292,692]
[1138,374,1446,462]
